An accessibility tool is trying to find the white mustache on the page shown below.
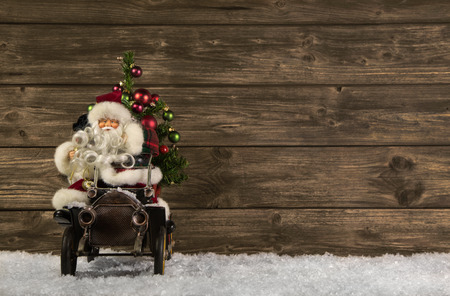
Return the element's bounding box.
[102,127,115,131]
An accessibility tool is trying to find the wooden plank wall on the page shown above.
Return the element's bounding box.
[1,0,450,255]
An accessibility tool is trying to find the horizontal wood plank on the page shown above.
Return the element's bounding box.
[1,209,449,255]
[2,85,450,147]
[1,0,450,25]
[2,146,450,210]
[1,25,449,85]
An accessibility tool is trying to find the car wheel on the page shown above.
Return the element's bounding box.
[154,226,166,275]
[61,226,78,276]
[166,233,173,261]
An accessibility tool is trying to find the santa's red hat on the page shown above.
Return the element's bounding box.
[88,91,133,126]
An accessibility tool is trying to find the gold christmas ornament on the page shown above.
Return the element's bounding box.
[82,180,94,190]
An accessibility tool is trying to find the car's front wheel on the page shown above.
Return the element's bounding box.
[154,226,166,275]
[61,226,78,276]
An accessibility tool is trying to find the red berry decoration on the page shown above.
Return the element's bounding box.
[133,89,151,105]
[131,66,142,78]
[151,94,160,104]
[159,145,169,154]
[131,102,144,113]
[112,84,123,92]
[141,115,158,130]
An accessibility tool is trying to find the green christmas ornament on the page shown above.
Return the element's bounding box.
[88,104,95,112]
[121,93,131,102]
[168,131,180,143]
[163,110,174,121]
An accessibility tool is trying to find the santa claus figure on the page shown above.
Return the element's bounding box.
[52,91,168,216]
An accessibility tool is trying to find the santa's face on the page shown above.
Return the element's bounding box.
[98,118,120,130]
[87,118,125,154]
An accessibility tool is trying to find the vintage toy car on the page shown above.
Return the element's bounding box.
[53,162,175,276]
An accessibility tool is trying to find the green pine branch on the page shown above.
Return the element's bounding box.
[153,147,189,186]
[122,51,135,93]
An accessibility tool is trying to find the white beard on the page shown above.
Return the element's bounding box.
[90,123,124,155]
[70,123,135,171]
[68,122,162,188]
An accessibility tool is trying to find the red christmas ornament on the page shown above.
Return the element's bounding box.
[150,94,160,104]
[133,89,151,105]
[141,115,158,130]
[131,66,142,78]
[131,102,144,113]
[159,145,169,154]
[112,84,123,92]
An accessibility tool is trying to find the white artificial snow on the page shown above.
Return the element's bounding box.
[0,251,449,296]
[116,187,139,201]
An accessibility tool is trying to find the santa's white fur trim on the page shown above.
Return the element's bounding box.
[52,188,90,210]
[88,102,133,126]
[54,141,75,176]
[123,122,144,155]
[147,197,170,220]
[100,166,163,186]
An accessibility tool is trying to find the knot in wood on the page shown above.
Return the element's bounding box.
[395,182,424,207]
[382,52,393,60]
[275,0,286,8]
[212,147,232,160]
[302,36,314,48]
[5,111,20,121]
[302,54,316,63]
[317,107,327,117]
[389,156,413,172]
[271,213,282,225]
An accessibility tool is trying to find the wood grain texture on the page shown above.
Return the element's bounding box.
[1,209,449,255]
[1,0,449,25]
[2,146,450,210]
[2,85,450,147]
[1,0,450,256]
[1,24,449,85]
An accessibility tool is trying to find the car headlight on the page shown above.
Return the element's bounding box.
[79,207,96,228]
[132,210,148,229]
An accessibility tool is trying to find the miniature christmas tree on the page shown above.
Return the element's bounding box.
[115,51,188,187]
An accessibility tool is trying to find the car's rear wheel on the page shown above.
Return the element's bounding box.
[166,233,173,260]
[61,226,78,276]
[154,226,166,275]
